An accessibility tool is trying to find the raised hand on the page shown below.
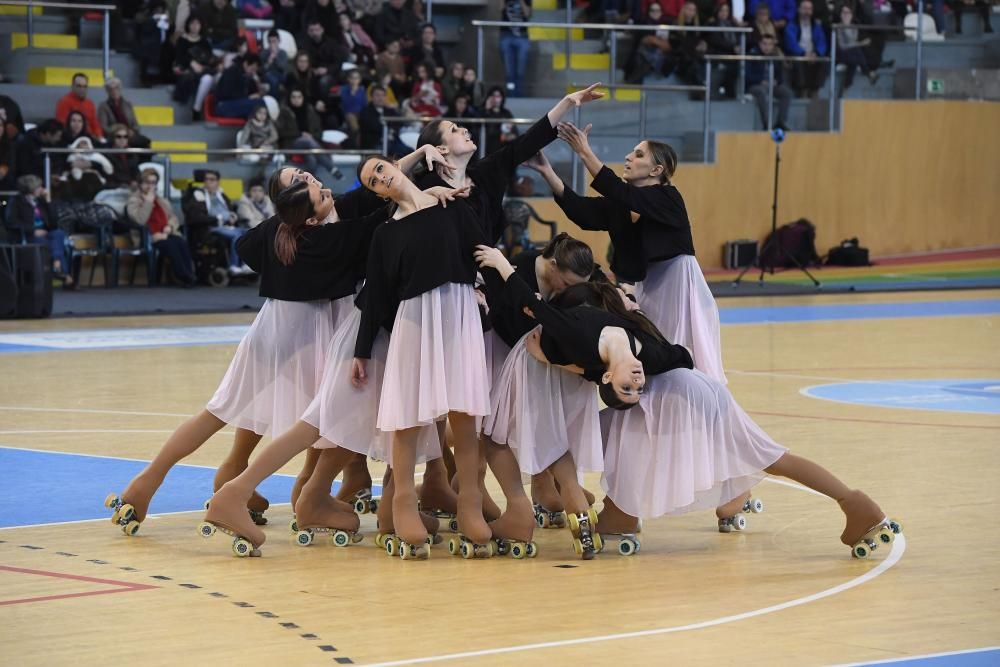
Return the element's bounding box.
[566,82,605,107]
[423,145,455,175]
[425,185,471,208]
[556,122,593,154]
[523,151,552,174]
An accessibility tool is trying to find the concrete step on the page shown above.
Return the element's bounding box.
[3,50,140,86]
[0,14,70,35]
[134,105,174,127]
[0,4,42,16]
[529,26,584,41]
[10,31,76,50]
[28,65,111,86]
[144,124,239,149]
[553,51,610,71]
[0,83,175,121]
[885,36,1000,68]
[150,140,208,163]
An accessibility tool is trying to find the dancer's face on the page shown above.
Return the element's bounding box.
[603,359,645,405]
[308,181,335,223]
[278,167,322,189]
[622,141,664,183]
[437,120,476,157]
[360,158,406,200]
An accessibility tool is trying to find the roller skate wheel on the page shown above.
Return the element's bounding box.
[510,542,526,559]
[853,542,871,559]
[572,538,583,555]
[384,536,397,556]
[554,512,567,528]
[618,539,636,556]
[718,518,733,533]
[123,520,141,537]
[119,504,135,522]
[369,498,379,513]
[374,533,386,548]
[587,508,599,526]
[592,532,604,552]
[249,511,267,526]
[460,541,474,559]
[527,541,538,558]
[448,518,459,533]
[110,509,121,524]
[203,499,211,510]
[877,527,894,545]
[567,513,580,532]
[332,530,351,547]
[104,493,119,509]
[749,498,764,513]
[486,541,497,557]
[430,533,443,545]
[354,498,367,514]
[889,519,902,534]
[295,530,314,547]
[232,538,254,557]
[399,541,414,560]
[198,521,217,538]
[289,518,298,533]
[447,537,460,555]
[536,512,548,528]
[733,515,747,531]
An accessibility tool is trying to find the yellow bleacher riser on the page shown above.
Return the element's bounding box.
[565,85,641,102]
[528,26,584,40]
[28,66,109,86]
[0,5,42,14]
[135,106,175,126]
[552,52,610,71]
[150,140,208,163]
[534,0,557,9]
[11,32,77,50]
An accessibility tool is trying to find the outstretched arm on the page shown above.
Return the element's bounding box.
[557,121,603,179]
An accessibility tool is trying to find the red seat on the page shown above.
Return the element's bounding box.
[241,29,259,55]
[203,93,246,127]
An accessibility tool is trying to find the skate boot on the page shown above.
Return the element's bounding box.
[489,497,538,559]
[839,490,902,559]
[533,503,567,529]
[717,494,765,533]
[104,493,142,536]
[293,503,362,548]
[419,504,459,532]
[104,473,159,536]
[204,492,270,527]
[201,486,266,556]
[568,509,603,560]
[197,520,262,557]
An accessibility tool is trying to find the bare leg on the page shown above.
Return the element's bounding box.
[477,438,502,522]
[212,428,269,522]
[122,410,226,522]
[391,426,428,546]
[335,453,373,503]
[550,453,589,515]
[376,468,440,538]
[532,470,564,511]
[419,429,459,515]
[485,438,535,543]
[553,475,595,507]
[295,446,360,533]
[290,446,321,508]
[204,420,321,548]
[449,412,492,544]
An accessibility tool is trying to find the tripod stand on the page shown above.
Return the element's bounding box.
[732,129,821,288]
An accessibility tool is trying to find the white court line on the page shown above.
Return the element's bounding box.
[763,476,825,497]
[831,646,1000,666]
[0,429,183,435]
[0,444,234,469]
[358,535,906,667]
[0,405,190,418]
[728,370,998,393]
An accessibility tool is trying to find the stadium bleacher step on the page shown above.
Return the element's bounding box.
[0,4,42,15]
[10,32,76,49]
[150,140,208,163]
[553,52,610,71]
[529,26,584,41]
[134,106,174,127]
[27,66,110,86]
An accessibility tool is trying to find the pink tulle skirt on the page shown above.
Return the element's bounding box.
[484,329,603,475]
[377,282,491,433]
[207,295,354,436]
[300,306,439,465]
[602,368,787,519]
[483,328,512,389]
[634,254,727,384]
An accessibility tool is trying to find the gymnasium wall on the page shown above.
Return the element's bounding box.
[527,100,1000,269]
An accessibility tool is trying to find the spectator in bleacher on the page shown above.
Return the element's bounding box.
[482,85,516,156]
[237,0,273,19]
[61,110,103,148]
[215,54,265,119]
[446,93,479,141]
[351,0,383,35]
[341,69,368,146]
[0,107,15,191]
[837,5,879,91]
[303,0,340,36]
[669,1,709,88]
[135,0,172,86]
[406,61,444,117]
[236,175,275,228]
[625,2,673,83]
[273,0,301,33]
[301,19,350,94]
[405,23,446,79]
[360,85,409,153]
[373,0,420,50]
[8,175,74,288]
[707,3,741,97]
[499,0,531,97]
[375,38,410,101]
[55,73,105,142]
[55,137,113,202]
[236,102,279,162]
[128,168,198,287]
[285,51,322,107]
[104,124,142,188]
[638,0,683,21]
[746,33,791,130]
[951,0,994,34]
[749,2,778,49]
[784,0,828,97]
[338,11,378,76]
[261,30,290,99]
[748,0,794,30]
[0,95,25,135]
[15,119,63,179]
[200,0,239,52]
[181,169,249,274]
[276,87,340,176]
[460,66,487,108]
[173,15,218,121]
[97,78,152,149]
[440,61,465,107]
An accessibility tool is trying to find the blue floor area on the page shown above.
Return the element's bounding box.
[853,648,1000,667]
[803,380,1000,415]
[0,447,376,528]
[718,299,1000,325]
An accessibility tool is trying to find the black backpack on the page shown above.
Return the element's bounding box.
[826,238,871,266]
[760,218,819,269]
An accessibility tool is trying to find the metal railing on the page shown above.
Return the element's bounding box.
[1,0,116,79]
[39,146,374,194]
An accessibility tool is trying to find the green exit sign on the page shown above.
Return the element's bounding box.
[927,78,944,94]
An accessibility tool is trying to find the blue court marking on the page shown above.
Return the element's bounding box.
[802,379,1000,415]
[718,298,1000,325]
[845,647,1000,667]
[0,446,378,529]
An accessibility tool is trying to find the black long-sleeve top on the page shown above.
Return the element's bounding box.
[353,202,488,359]
[415,114,558,246]
[236,187,388,302]
[503,271,693,380]
[555,165,695,282]
[481,248,541,348]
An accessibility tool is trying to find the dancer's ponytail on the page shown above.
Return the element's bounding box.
[273,181,314,266]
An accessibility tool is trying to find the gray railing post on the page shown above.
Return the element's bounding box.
[703,61,711,162]
[476,25,484,87]
[478,123,486,159]
[916,0,924,100]
[564,0,573,72]
[570,104,581,194]
[426,0,432,24]
[829,29,837,131]
[27,0,34,47]
[766,59,774,131]
[163,156,172,197]
[738,33,746,102]
[103,9,111,80]
[639,89,647,138]
[44,152,51,192]
[381,121,389,155]
[608,30,617,86]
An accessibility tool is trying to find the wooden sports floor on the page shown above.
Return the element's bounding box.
[1,289,998,666]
